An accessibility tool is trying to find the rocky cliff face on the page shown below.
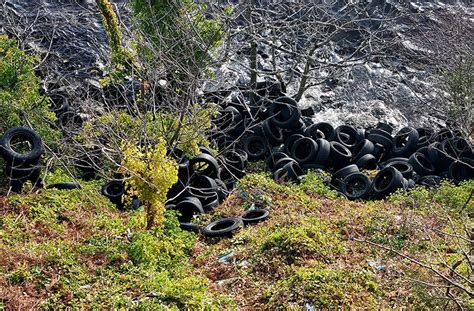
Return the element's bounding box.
[1,0,472,130]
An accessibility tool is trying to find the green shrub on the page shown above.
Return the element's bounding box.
[266,266,378,308]
[0,35,59,144]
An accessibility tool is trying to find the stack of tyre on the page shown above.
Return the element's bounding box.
[48,89,83,134]
[209,87,473,200]
[0,127,43,192]
[164,146,248,232]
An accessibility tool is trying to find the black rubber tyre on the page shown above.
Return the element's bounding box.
[367,133,393,151]
[241,208,269,225]
[189,175,218,198]
[284,134,304,155]
[274,161,304,182]
[335,125,359,149]
[215,178,229,203]
[199,146,214,156]
[301,163,326,173]
[392,127,419,157]
[262,119,284,146]
[385,160,414,179]
[341,173,371,200]
[331,164,359,189]
[266,151,289,171]
[376,122,393,134]
[102,180,125,200]
[356,154,377,170]
[202,217,243,237]
[416,128,433,148]
[328,142,352,168]
[427,142,455,171]
[306,122,335,141]
[369,128,393,140]
[5,163,41,183]
[242,135,269,161]
[269,102,301,129]
[418,175,442,188]
[222,150,246,172]
[409,152,436,176]
[189,153,220,179]
[451,138,472,158]
[291,137,319,164]
[352,139,375,162]
[200,193,219,212]
[273,157,296,172]
[46,182,81,190]
[0,127,43,165]
[434,128,454,142]
[448,158,474,183]
[180,222,201,233]
[130,198,141,210]
[175,197,204,222]
[314,139,331,165]
[371,167,404,199]
[58,111,83,132]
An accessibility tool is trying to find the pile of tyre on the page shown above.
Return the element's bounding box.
[0,127,44,192]
[210,89,474,201]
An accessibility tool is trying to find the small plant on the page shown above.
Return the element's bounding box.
[120,139,178,229]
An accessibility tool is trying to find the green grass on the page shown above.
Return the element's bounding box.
[0,170,472,309]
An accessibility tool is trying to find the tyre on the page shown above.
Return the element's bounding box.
[241,208,269,225]
[0,127,43,165]
[200,193,219,212]
[189,175,218,198]
[58,111,83,132]
[416,128,433,148]
[376,122,393,134]
[385,160,414,179]
[448,158,474,183]
[273,157,296,172]
[367,133,393,151]
[284,134,304,155]
[202,217,243,237]
[5,163,41,183]
[46,182,81,190]
[392,127,419,157]
[274,161,304,182]
[262,119,284,146]
[352,139,375,162]
[269,101,301,129]
[314,138,331,165]
[409,152,436,176]
[199,146,214,156]
[180,222,201,233]
[222,150,246,172]
[291,137,319,164]
[266,151,289,171]
[328,142,352,168]
[331,164,359,189]
[335,125,359,149]
[242,135,269,161]
[305,122,335,141]
[418,175,442,188]
[341,173,371,200]
[371,167,404,199]
[369,128,393,140]
[356,154,377,170]
[189,153,220,179]
[175,197,204,222]
[433,128,454,142]
[215,178,229,203]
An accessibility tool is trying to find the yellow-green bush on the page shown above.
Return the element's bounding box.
[120,139,178,228]
[0,35,59,144]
